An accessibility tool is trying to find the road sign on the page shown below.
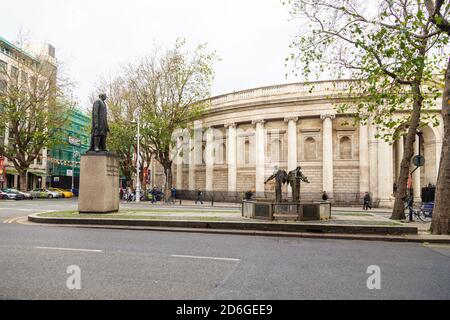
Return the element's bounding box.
[68,136,81,146]
[413,155,425,167]
[66,169,73,177]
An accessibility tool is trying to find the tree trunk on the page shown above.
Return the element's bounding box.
[163,161,173,201]
[431,57,450,235]
[391,82,424,220]
[19,170,27,192]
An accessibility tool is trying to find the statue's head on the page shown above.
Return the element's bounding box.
[99,93,107,101]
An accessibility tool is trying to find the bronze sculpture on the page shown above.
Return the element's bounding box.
[287,166,310,203]
[264,168,288,203]
[264,166,309,203]
[88,93,110,152]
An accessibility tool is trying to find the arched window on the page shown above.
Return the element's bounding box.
[244,140,250,164]
[270,138,282,162]
[304,137,317,160]
[339,136,352,159]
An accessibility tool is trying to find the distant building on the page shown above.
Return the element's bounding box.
[0,35,56,190]
[172,80,444,207]
[48,108,91,190]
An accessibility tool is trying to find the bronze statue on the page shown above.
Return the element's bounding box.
[287,166,309,203]
[89,93,110,152]
[264,168,288,203]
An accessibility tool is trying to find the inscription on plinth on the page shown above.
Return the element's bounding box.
[78,153,120,213]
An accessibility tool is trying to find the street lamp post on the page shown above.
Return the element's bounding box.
[72,148,80,191]
[135,109,141,203]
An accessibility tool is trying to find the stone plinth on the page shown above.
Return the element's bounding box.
[242,200,331,221]
[78,153,120,213]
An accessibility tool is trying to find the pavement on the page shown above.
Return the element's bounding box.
[1,198,449,299]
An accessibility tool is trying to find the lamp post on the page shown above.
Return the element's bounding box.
[72,148,80,191]
[135,109,141,203]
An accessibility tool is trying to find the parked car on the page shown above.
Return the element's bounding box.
[3,188,33,199]
[30,188,61,198]
[48,188,73,198]
[0,189,25,200]
[45,188,62,198]
[30,188,48,198]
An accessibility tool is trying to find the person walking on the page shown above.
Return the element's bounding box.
[195,189,203,204]
[151,187,157,204]
[363,192,372,210]
[170,187,177,204]
[126,186,133,202]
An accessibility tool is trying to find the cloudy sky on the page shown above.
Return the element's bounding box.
[1,0,301,108]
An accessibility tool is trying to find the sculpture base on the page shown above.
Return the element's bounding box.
[242,200,331,221]
[78,153,120,213]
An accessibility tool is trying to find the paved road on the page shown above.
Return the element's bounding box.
[0,199,449,299]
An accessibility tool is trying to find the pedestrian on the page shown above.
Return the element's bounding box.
[170,187,177,204]
[195,189,203,204]
[363,192,372,210]
[151,187,157,204]
[244,188,255,200]
[322,191,329,201]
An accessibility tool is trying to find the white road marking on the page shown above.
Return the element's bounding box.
[36,246,103,253]
[170,254,240,262]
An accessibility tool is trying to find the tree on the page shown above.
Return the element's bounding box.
[126,39,219,194]
[93,76,138,188]
[0,39,73,191]
[424,0,450,234]
[285,0,448,219]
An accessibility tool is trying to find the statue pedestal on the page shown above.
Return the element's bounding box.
[78,153,120,213]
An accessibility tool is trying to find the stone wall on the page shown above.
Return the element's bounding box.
[213,166,228,191]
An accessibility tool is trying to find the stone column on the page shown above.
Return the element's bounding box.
[413,135,421,202]
[205,127,214,192]
[42,147,48,170]
[13,174,18,189]
[189,120,203,190]
[285,117,298,196]
[320,114,335,196]
[377,138,394,207]
[226,123,237,193]
[253,119,266,195]
[285,117,298,171]
[368,122,378,203]
[188,137,195,190]
[395,137,404,181]
[176,136,183,190]
[359,123,370,194]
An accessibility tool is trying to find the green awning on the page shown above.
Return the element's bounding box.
[5,168,18,175]
[27,170,47,177]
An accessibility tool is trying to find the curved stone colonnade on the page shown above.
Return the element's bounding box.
[171,80,443,207]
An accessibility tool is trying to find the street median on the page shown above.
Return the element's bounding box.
[28,211,418,236]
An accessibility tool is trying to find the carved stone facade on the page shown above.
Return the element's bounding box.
[171,80,444,207]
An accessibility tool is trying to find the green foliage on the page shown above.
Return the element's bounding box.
[285,0,449,141]
[128,38,219,169]
[0,57,73,170]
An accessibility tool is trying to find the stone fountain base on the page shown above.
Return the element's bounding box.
[242,199,331,221]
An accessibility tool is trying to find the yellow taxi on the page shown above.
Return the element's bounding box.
[50,188,73,198]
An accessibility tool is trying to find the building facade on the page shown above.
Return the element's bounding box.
[0,36,57,190]
[172,80,444,207]
[48,108,90,190]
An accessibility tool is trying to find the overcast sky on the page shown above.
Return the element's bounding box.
[1,0,301,108]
